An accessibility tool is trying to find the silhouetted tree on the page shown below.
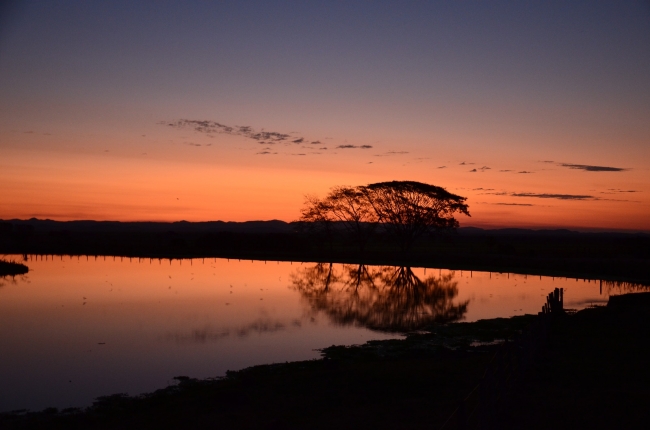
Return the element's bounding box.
[364,181,470,251]
[299,181,470,252]
[300,186,379,252]
[297,195,337,250]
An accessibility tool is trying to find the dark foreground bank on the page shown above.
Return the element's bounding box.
[1,219,649,283]
[3,293,650,429]
[499,293,650,429]
[0,259,28,277]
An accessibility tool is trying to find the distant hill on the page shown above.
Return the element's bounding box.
[457,227,649,237]
[457,227,579,236]
[0,219,295,234]
[1,219,647,237]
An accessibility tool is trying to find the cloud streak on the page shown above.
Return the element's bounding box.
[165,119,296,144]
[469,166,490,173]
[604,188,640,193]
[559,163,627,172]
[495,203,534,206]
[374,150,407,156]
[511,193,594,200]
[337,144,373,149]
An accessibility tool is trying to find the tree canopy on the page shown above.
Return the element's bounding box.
[300,186,379,251]
[299,181,470,251]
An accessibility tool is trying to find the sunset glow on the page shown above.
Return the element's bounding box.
[1,2,649,230]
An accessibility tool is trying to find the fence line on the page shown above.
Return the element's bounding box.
[439,288,563,430]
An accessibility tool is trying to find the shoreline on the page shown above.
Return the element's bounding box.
[11,251,650,286]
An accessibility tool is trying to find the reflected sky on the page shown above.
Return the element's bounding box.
[0,255,645,412]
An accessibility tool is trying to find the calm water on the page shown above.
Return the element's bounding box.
[0,255,639,412]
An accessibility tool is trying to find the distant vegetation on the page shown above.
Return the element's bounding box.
[0,216,649,283]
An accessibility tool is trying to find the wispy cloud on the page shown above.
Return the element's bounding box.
[485,191,599,201]
[494,203,534,206]
[374,150,408,157]
[337,144,373,149]
[165,119,294,144]
[559,163,628,172]
[604,188,640,193]
[164,119,386,158]
[517,171,534,174]
[511,193,594,200]
[469,166,490,173]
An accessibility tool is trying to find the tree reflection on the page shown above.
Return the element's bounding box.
[603,280,650,295]
[290,263,468,333]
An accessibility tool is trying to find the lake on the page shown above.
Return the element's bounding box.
[0,254,636,412]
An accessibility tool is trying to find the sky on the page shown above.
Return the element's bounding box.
[1,1,649,230]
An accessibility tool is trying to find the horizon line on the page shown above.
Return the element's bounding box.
[2,218,649,235]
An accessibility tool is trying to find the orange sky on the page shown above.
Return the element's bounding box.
[2,135,648,230]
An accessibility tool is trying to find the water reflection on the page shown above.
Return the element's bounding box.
[291,263,469,332]
[2,254,648,412]
[603,280,650,295]
[167,318,304,343]
[0,273,28,288]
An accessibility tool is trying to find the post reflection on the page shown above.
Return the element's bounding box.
[290,263,469,332]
